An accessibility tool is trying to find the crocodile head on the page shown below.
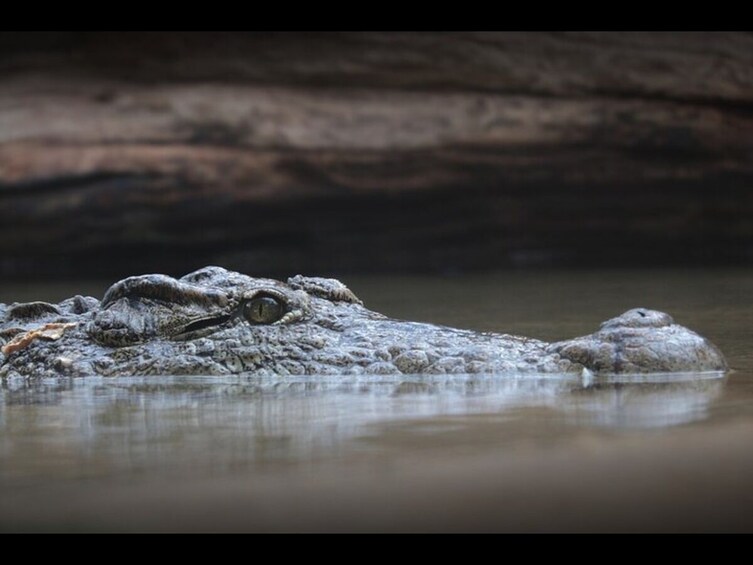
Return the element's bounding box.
[80,266,560,376]
[0,267,728,378]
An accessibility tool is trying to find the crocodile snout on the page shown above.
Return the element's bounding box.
[549,308,727,374]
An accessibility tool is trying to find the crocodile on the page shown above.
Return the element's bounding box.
[0,266,727,379]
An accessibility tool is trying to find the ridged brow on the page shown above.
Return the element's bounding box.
[101,274,229,309]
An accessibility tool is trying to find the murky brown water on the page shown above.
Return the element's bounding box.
[1,269,752,532]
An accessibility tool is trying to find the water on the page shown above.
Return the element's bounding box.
[1,269,752,532]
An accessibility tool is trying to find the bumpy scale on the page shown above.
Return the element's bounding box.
[0,267,727,379]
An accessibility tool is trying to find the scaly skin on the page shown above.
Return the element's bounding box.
[0,266,727,379]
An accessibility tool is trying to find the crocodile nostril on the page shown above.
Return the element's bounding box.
[600,308,675,330]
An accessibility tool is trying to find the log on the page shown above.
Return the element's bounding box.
[1,32,752,278]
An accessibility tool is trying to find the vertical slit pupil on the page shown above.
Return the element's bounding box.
[244,295,284,324]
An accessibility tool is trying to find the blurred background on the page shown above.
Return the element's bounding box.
[1,31,751,279]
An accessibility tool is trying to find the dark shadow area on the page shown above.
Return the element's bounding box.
[1,31,752,278]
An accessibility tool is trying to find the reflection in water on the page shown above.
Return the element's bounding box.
[0,373,725,481]
[564,378,724,429]
[1,270,750,531]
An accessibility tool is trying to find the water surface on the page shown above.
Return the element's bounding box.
[1,269,752,532]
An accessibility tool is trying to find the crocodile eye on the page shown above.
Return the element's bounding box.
[243,295,284,324]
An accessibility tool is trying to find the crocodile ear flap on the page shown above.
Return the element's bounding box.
[6,301,60,321]
[287,276,363,305]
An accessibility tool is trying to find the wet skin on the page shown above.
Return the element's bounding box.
[0,267,728,378]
